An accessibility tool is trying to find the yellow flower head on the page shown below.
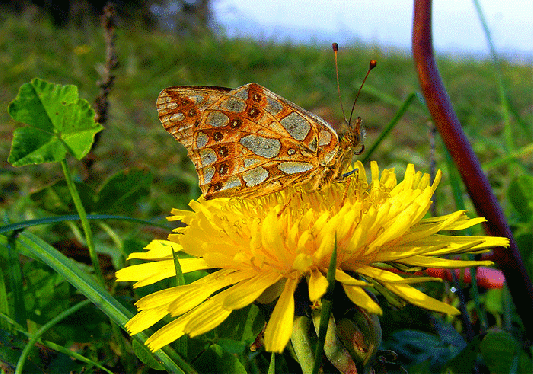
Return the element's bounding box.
[116,161,509,353]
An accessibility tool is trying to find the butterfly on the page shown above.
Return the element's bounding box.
[156,83,363,200]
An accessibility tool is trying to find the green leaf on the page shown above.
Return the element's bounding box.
[193,344,246,374]
[386,330,461,371]
[133,339,164,370]
[444,335,482,374]
[217,338,246,355]
[94,169,153,214]
[484,288,503,315]
[23,265,72,325]
[8,78,103,166]
[479,331,519,374]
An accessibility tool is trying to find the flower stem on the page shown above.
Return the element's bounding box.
[60,159,104,284]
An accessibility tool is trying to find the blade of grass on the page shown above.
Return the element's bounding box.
[362,85,426,116]
[171,247,188,358]
[0,261,10,330]
[362,92,416,163]
[5,231,27,327]
[471,0,513,152]
[482,143,533,171]
[0,214,173,235]
[15,300,96,374]
[12,231,194,374]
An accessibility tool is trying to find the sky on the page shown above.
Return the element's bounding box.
[213,0,533,62]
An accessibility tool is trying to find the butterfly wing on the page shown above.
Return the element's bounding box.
[157,83,341,199]
[157,86,232,148]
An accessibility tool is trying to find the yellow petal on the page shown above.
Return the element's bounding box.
[397,255,493,268]
[356,265,409,283]
[125,306,168,334]
[264,277,300,352]
[308,268,328,302]
[168,269,251,316]
[261,211,286,259]
[115,261,175,287]
[127,240,180,260]
[385,283,460,315]
[223,272,282,310]
[342,284,382,315]
[335,269,368,286]
[136,286,183,310]
[146,317,188,352]
[183,290,234,337]
[176,257,210,273]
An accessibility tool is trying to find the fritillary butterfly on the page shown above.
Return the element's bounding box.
[156,83,363,200]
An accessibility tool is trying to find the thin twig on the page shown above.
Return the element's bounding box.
[94,3,118,126]
[412,0,533,342]
[86,3,119,172]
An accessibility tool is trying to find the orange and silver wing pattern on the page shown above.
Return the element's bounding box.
[157,83,344,199]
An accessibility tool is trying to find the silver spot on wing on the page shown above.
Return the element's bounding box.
[200,148,217,167]
[243,167,269,187]
[202,166,215,184]
[221,97,246,112]
[277,162,313,174]
[196,132,208,148]
[280,112,311,141]
[206,111,229,127]
[240,135,281,158]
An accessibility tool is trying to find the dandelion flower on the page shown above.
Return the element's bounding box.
[116,161,509,353]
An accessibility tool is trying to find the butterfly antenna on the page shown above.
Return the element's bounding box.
[348,59,377,125]
[332,43,348,123]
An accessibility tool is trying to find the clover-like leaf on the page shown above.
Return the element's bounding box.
[8,78,103,166]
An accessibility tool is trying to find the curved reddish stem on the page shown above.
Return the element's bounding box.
[412,0,533,340]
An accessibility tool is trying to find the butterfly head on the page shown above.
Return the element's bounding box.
[330,116,364,179]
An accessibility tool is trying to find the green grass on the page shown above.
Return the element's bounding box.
[1,12,532,374]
